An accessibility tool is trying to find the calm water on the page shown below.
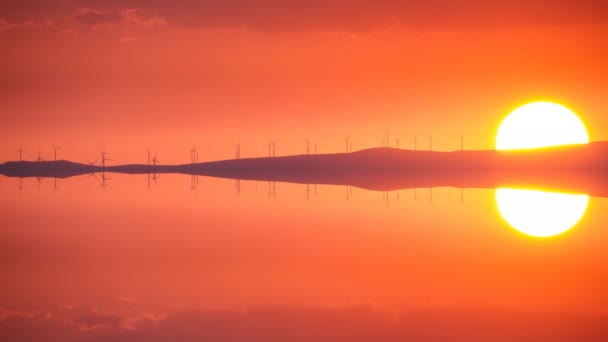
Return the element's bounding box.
[1,174,607,340]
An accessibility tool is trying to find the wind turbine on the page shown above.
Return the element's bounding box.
[385,130,390,148]
[36,148,45,162]
[17,145,24,161]
[51,145,61,161]
[235,143,241,159]
[272,140,278,157]
[394,138,400,149]
[305,138,310,155]
[100,149,110,168]
[190,145,198,164]
[344,137,350,153]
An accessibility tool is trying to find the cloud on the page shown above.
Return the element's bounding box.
[1,306,607,341]
[90,1,608,32]
[73,8,122,27]
[73,312,123,330]
[0,18,38,32]
[1,1,607,34]
[120,8,166,28]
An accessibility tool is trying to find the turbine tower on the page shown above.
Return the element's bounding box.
[235,143,241,159]
[36,148,44,162]
[100,149,110,168]
[17,145,24,161]
[267,140,272,157]
[344,137,350,153]
[190,145,198,164]
[52,145,61,161]
[306,138,310,155]
[385,130,390,148]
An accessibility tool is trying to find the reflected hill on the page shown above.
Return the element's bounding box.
[2,142,608,197]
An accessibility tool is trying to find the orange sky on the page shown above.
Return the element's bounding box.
[2,3,608,339]
[1,1,608,164]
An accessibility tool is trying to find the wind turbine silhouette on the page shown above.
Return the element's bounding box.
[100,149,110,168]
[51,145,61,161]
[235,143,241,159]
[305,138,310,155]
[190,145,198,164]
[271,140,278,157]
[267,140,272,157]
[344,137,350,153]
[17,145,24,161]
[36,148,45,162]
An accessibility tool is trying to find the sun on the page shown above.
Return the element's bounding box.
[496,101,589,150]
[496,188,589,237]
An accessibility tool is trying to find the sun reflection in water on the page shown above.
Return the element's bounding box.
[495,188,589,237]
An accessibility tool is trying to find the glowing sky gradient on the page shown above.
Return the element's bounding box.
[2,2,608,340]
[1,1,608,164]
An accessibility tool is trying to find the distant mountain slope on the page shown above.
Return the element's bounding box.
[1,142,607,196]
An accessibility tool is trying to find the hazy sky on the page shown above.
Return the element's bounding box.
[1,1,607,164]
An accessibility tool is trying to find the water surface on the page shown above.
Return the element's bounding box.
[1,174,607,340]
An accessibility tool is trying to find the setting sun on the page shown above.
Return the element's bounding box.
[496,102,589,150]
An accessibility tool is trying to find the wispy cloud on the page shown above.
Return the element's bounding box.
[1,305,607,341]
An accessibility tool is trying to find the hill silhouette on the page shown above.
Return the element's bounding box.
[1,142,608,196]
